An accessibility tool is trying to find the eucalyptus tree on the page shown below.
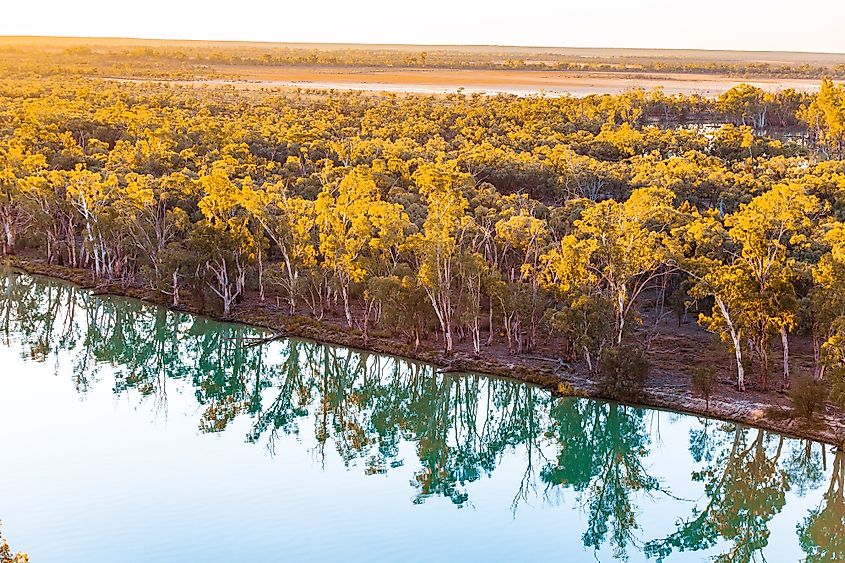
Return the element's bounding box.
[408,162,473,355]
[315,166,410,327]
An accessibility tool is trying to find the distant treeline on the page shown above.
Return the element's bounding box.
[1,42,845,80]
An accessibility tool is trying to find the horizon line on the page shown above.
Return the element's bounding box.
[3,34,845,57]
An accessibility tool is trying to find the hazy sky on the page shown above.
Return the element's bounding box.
[3,0,844,53]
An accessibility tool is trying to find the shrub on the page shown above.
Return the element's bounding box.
[691,366,718,410]
[598,344,650,400]
[789,376,829,420]
[830,366,845,409]
[556,381,575,396]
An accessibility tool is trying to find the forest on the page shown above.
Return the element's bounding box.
[3,48,845,423]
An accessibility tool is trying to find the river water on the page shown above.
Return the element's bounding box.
[0,269,841,562]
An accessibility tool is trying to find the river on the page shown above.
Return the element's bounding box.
[0,269,841,562]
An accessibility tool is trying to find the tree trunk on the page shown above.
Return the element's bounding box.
[444,325,454,355]
[362,304,370,345]
[716,295,745,391]
[780,326,790,390]
[257,243,265,303]
[758,342,769,391]
[813,328,828,381]
[486,299,494,346]
[341,284,353,327]
[583,345,594,374]
[3,222,15,255]
[172,269,180,307]
[616,287,625,345]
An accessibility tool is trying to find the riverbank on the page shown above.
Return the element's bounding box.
[6,254,845,447]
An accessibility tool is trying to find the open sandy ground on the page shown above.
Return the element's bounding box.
[4,36,842,97]
[112,66,836,97]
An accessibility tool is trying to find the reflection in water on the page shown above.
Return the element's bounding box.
[645,427,792,562]
[799,449,845,562]
[542,400,660,559]
[0,269,841,562]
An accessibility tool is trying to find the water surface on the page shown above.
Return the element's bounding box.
[0,270,842,562]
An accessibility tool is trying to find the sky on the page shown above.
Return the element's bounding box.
[2,0,844,53]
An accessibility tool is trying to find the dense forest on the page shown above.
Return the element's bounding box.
[3,51,845,415]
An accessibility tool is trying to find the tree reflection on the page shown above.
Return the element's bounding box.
[645,425,790,562]
[542,400,659,559]
[799,449,845,562]
[3,269,845,561]
[0,270,553,508]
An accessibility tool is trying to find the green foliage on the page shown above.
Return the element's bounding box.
[827,365,845,410]
[545,293,613,372]
[598,344,650,400]
[789,376,829,420]
[691,366,718,409]
[798,451,845,562]
[645,428,790,562]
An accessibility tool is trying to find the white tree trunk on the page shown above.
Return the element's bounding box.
[716,295,745,391]
[780,326,790,389]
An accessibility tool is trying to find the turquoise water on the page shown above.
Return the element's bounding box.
[0,269,841,562]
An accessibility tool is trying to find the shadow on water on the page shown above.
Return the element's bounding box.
[1,268,844,561]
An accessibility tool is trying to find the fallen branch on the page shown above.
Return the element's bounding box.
[225,331,289,348]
